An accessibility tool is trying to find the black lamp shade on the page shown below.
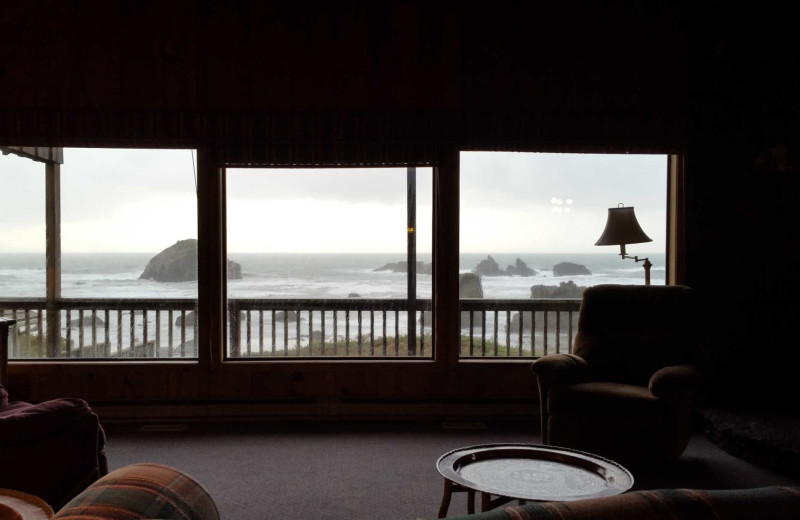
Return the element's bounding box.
[595,206,652,246]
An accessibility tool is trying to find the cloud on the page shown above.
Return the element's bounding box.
[60,148,197,220]
[228,166,433,205]
[460,151,666,213]
[0,151,47,225]
[1,148,666,253]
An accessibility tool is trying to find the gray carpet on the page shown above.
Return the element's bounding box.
[101,419,800,520]
[694,404,800,477]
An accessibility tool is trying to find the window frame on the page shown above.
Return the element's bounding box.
[220,164,434,361]
[2,146,683,409]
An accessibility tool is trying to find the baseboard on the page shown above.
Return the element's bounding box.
[92,398,540,424]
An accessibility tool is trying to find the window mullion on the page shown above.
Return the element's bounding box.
[407,166,417,355]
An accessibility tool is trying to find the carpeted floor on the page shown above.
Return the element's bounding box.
[100,418,800,520]
[694,404,800,478]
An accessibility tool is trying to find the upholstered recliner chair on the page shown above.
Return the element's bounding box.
[0,384,108,511]
[531,284,708,473]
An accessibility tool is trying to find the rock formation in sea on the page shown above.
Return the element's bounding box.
[506,258,537,276]
[508,310,566,333]
[553,261,591,276]
[69,315,105,327]
[139,239,243,282]
[459,272,485,328]
[175,311,196,327]
[422,273,484,327]
[474,255,503,276]
[530,280,586,299]
[275,311,300,322]
[459,272,484,298]
[508,281,587,332]
[474,255,536,276]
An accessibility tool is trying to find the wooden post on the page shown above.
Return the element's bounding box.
[195,148,225,382]
[0,317,16,388]
[433,148,460,367]
[46,162,62,357]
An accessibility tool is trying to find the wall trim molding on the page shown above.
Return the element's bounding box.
[93,399,540,424]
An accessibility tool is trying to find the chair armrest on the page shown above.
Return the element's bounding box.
[648,365,705,399]
[531,354,594,445]
[531,353,594,390]
[54,463,220,520]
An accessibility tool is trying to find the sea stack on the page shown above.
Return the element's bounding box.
[140,239,242,282]
[553,261,591,276]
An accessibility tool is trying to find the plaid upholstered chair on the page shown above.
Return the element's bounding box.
[531,284,708,473]
[53,463,220,520]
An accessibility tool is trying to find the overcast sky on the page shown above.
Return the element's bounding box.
[1,148,666,254]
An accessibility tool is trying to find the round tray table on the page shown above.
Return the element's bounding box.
[436,443,634,517]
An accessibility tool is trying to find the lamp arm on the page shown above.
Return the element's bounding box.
[616,245,652,285]
[619,254,652,286]
[621,254,650,265]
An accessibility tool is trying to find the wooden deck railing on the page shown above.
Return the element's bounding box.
[0,297,581,360]
[0,298,197,359]
[459,298,580,357]
[227,298,434,358]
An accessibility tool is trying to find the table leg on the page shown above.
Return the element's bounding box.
[438,478,453,518]
[467,490,475,514]
[481,492,491,512]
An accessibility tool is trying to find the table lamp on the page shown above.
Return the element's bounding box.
[595,203,653,285]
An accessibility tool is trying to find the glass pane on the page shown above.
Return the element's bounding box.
[11,148,199,360]
[61,149,198,296]
[0,151,46,297]
[226,166,433,358]
[459,151,667,358]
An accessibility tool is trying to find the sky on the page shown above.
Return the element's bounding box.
[0,148,666,255]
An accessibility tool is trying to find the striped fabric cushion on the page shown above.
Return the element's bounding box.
[437,486,800,520]
[53,463,219,520]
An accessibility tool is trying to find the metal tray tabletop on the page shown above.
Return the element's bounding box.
[436,443,634,502]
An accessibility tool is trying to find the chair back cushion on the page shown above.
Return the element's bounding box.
[573,284,704,385]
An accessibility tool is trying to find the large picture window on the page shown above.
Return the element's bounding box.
[1,148,199,360]
[459,151,667,358]
[225,166,433,358]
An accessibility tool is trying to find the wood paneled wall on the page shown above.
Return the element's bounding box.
[0,0,687,151]
[3,1,798,415]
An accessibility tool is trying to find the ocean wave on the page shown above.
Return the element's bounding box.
[2,252,666,299]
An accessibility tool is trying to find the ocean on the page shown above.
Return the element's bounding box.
[0,252,665,299]
[0,252,664,356]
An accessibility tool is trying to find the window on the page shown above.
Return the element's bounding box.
[2,148,199,360]
[459,151,667,358]
[225,166,433,358]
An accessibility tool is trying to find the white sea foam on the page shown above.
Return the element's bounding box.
[0,252,665,299]
[0,252,665,354]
